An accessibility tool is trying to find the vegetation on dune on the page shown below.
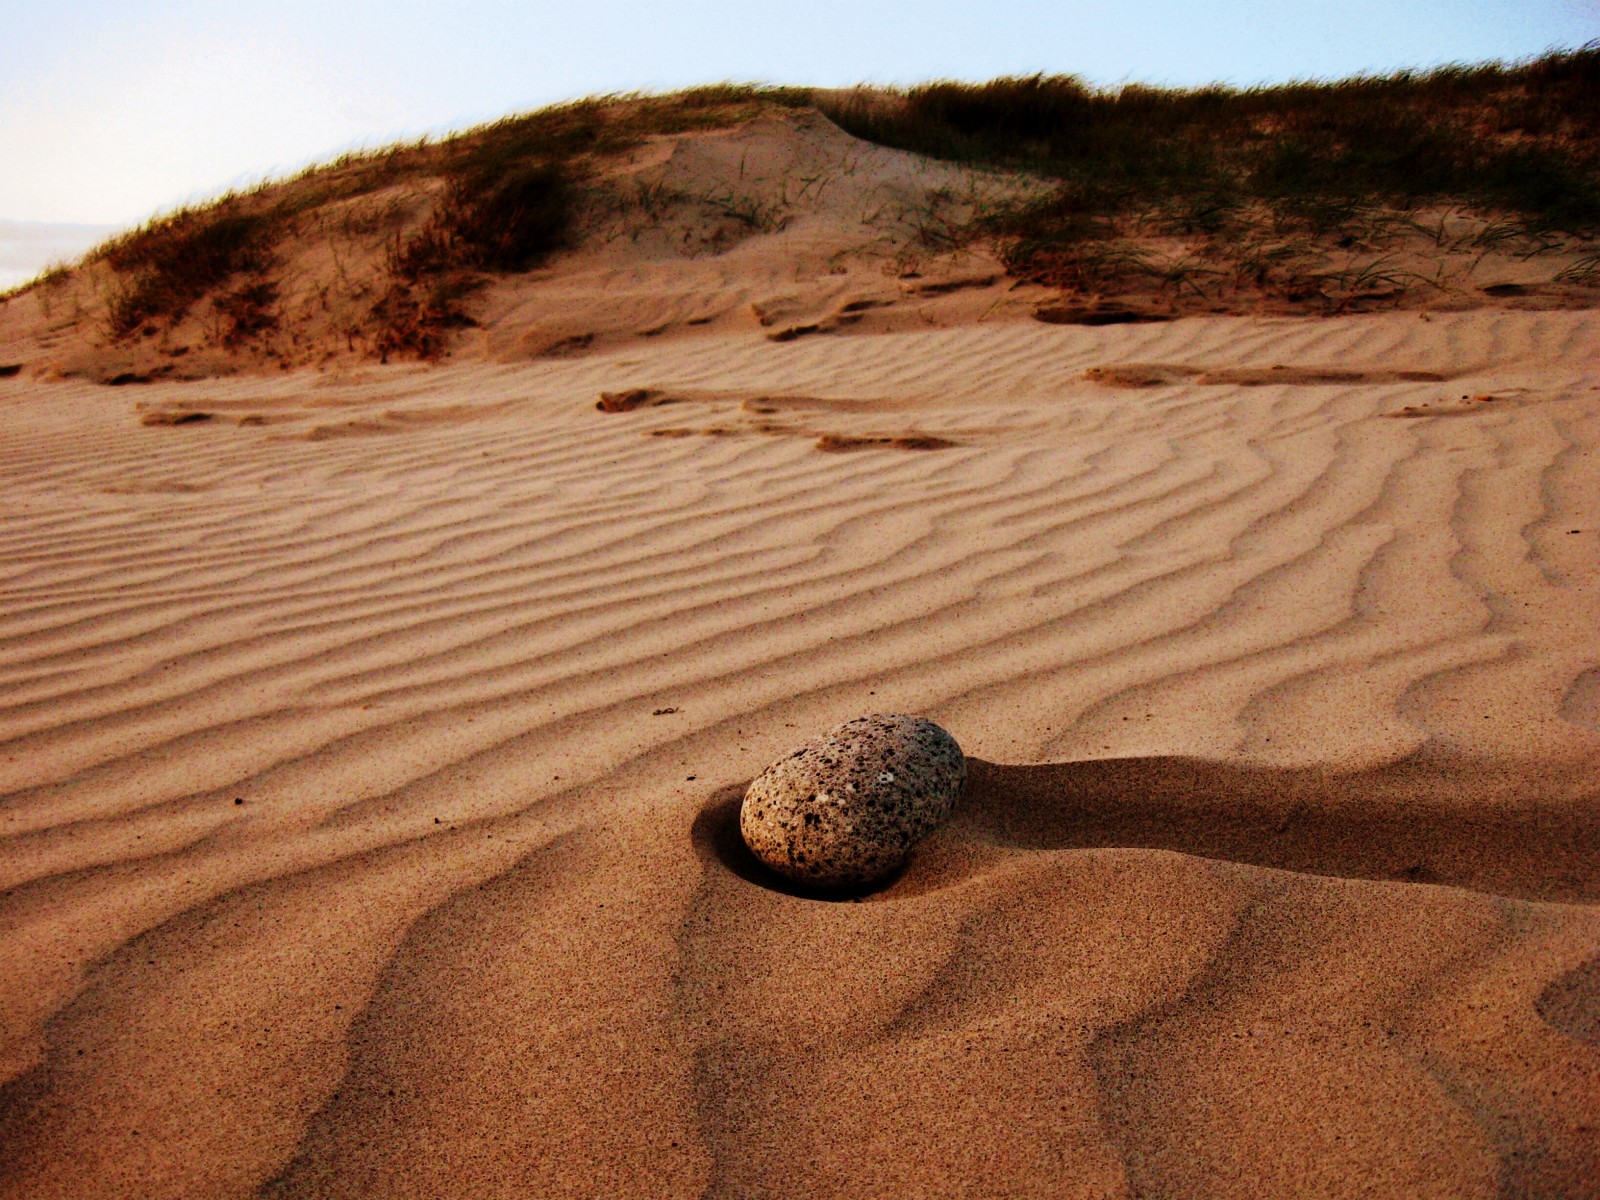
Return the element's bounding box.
[818,44,1600,299]
[12,52,1599,359]
[74,85,807,354]
[371,85,807,357]
[412,85,792,276]
[85,146,436,338]
[821,50,1600,221]
[98,203,274,337]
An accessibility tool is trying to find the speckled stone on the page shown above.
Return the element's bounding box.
[740,714,966,890]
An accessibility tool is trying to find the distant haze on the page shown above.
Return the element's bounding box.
[0,220,116,292]
[2,1,1594,230]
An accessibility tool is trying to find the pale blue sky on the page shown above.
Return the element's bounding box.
[2,0,1596,228]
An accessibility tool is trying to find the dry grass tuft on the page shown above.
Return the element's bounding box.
[369,86,806,359]
[820,46,1600,302]
[597,388,679,412]
[99,202,274,338]
[139,409,214,426]
[814,433,957,451]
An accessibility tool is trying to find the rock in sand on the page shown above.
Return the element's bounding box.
[740,713,965,890]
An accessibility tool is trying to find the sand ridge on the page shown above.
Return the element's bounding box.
[0,307,1597,1197]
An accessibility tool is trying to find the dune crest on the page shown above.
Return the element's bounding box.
[4,76,1598,386]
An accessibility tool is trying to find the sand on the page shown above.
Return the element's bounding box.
[0,107,1598,1199]
[0,300,1596,1198]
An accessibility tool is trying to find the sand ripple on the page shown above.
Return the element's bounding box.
[1,310,1597,1197]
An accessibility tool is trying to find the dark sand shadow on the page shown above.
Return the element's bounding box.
[1537,953,1600,1047]
[949,755,1600,903]
[698,755,1600,904]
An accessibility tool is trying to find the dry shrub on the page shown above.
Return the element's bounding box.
[820,47,1600,301]
[101,203,274,337]
[814,433,956,451]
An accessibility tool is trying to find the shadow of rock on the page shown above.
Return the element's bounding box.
[1538,954,1600,1048]
[955,754,1600,902]
[692,754,1599,903]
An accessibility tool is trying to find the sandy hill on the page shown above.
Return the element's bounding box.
[0,95,1043,383]
[2,54,1599,384]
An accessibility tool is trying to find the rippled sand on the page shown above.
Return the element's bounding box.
[1,307,1597,1198]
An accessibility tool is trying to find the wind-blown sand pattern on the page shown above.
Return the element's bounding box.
[1,306,1598,1198]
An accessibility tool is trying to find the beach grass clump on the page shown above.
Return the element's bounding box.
[212,279,280,346]
[0,262,72,304]
[372,85,807,357]
[818,45,1600,290]
[418,83,808,271]
[86,142,452,341]
[446,84,808,175]
[372,137,580,358]
[444,160,573,272]
[98,200,277,337]
[87,85,804,353]
[819,47,1600,222]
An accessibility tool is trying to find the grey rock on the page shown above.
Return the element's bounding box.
[740,713,966,890]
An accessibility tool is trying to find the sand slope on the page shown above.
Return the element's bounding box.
[0,306,1597,1197]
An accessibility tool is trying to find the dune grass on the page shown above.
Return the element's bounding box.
[817,46,1600,291]
[372,85,808,357]
[84,85,805,349]
[46,52,1600,350]
[86,142,444,337]
[98,202,274,337]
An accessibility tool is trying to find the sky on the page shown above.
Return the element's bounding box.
[1,0,1595,241]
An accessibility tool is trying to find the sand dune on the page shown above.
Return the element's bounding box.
[0,304,1597,1198]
